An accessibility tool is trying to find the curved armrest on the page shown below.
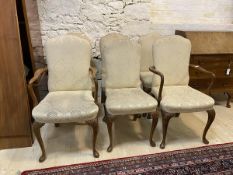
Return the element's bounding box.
[89,67,98,103]
[149,66,164,106]
[28,67,48,107]
[189,64,215,94]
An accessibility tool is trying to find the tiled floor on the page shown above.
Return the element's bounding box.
[0,100,233,175]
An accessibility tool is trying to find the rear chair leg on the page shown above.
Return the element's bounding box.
[87,119,99,158]
[202,109,215,144]
[33,122,46,162]
[149,110,159,147]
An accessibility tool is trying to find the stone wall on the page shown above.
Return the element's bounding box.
[37,0,233,56]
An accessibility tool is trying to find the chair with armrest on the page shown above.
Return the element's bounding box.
[139,32,161,93]
[28,34,100,162]
[100,33,161,152]
[150,35,216,149]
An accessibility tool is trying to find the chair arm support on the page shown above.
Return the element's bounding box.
[28,67,48,107]
[189,64,215,94]
[149,66,164,106]
[89,67,98,103]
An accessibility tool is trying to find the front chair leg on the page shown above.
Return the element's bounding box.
[202,109,215,144]
[33,122,46,162]
[87,119,99,158]
[149,111,159,147]
[103,115,113,152]
[160,111,175,149]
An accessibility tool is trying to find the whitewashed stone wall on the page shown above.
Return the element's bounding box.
[37,0,233,56]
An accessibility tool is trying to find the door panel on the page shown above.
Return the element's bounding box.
[0,0,32,148]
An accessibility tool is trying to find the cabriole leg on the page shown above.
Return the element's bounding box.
[33,122,46,162]
[160,111,175,149]
[202,109,215,144]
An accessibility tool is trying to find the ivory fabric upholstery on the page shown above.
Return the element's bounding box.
[100,33,129,87]
[46,35,92,91]
[33,91,98,123]
[151,35,214,113]
[100,35,158,115]
[139,32,161,88]
[33,34,99,123]
[102,39,141,89]
[67,32,92,44]
[152,86,214,113]
[152,35,191,87]
[140,71,154,89]
[106,88,157,115]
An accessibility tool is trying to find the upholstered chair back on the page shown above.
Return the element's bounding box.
[100,33,128,75]
[152,35,191,87]
[139,32,161,72]
[101,38,141,89]
[46,35,92,91]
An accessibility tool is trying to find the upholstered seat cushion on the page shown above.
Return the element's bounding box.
[32,91,98,123]
[152,86,214,113]
[140,72,153,89]
[105,88,157,115]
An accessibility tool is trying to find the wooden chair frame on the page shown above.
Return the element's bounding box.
[150,64,216,149]
[28,65,100,162]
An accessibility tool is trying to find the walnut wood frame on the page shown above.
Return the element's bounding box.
[150,64,216,149]
[28,65,100,162]
[102,67,164,152]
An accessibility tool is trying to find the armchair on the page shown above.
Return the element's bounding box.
[100,33,159,152]
[28,35,100,162]
[150,35,216,149]
[139,32,161,93]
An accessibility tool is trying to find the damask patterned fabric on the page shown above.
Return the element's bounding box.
[152,35,191,87]
[139,32,161,88]
[140,72,154,89]
[33,91,98,123]
[101,38,141,89]
[46,35,92,91]
[152,86,214,113]
[105,88,157,115]
[100,33,129,87]
[139,32,161,72]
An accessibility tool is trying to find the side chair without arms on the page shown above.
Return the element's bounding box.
[28,34,100,162]
[150,35,216,149]
[100,33,162,152]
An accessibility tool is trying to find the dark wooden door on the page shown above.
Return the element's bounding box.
[0,0,32,149]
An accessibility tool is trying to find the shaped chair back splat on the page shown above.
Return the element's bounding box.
[150,35,215,149]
